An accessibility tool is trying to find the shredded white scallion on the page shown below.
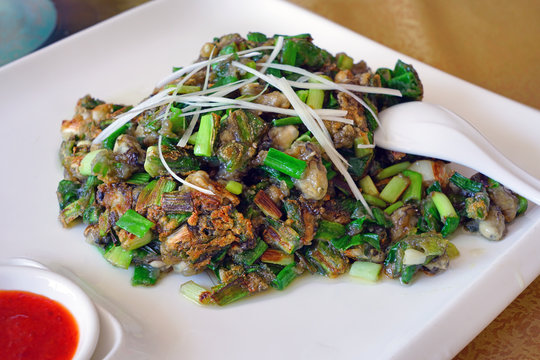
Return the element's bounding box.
[155,45,275,89]
[157,135,214,195]
[356,143,376,149]
[91,86,173,144]
[177,46,216,148]
[260,36,284,73]
[286,79,402,97]
[259,62,383,128]
[273,77,372,216]
[92,36,398,217]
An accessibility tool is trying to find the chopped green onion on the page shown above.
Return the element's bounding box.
[169,85,201,94]
[135,177,176,212]
[431,191,460,237]
[322,159,336,180]
[116,209,155,238]
[304,240,349,278]
[359,175,379,196]
[418,197,442,233]
[118,229,152,251]
[219,43,238,55]
[516,195,528,216]
[354,136,373,158]
[260,248,295,266]
[431,191,458,220]
[132,264,160,286]
[169,106,185,132]
[371,207,393,228]
[315,220,346,241]
[265,218,302,254]
[281,40,298,66]
[379,174,410,203]
[346,217,367,233]
[376,161,411,180]
[56,180,81,210]
[295,131,312,143]
[306,88,324,109]
[82,205,100,225]
[425,181,442,195]
[271,263,299,290]
[242,61,257,79]
[400,265,420,284]
[103,123,130,150]
[104,245,133,269]
[402,248,426,266]
[296,89,309,103]
[260,165,295,189]
[384,201,404,215]
[126,172,152,185]
[247,32,268,43]
[401,170,422,203]
[193,113,218,157]
[332,233,380,251]
[363,193,387,208]
[180,281,210,305]
[337,54,354,70]
[188,131,198,145]
[79,149,111,177]
[449,172,484,193]
[272,116,302,127]
[233,238,268,266]
[211,280,249,306]
[349,261,382,282]
[327,92,339,109]
[263,148,307,179]
[225,180,243,195]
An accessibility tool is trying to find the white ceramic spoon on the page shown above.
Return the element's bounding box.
[375,101,540,205]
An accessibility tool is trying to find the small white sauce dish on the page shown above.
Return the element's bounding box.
[0,258,100,360]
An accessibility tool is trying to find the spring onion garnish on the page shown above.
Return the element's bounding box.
[157,135,214,195]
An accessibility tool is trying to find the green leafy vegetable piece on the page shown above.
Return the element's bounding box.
[450,172,484,193]
[132,264,160,286]
[116,209,155,238]
[57,180,81,210]
[263,148,307,179]
[271,263,299,290]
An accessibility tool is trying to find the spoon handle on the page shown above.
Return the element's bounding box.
[377,102,540,205]
[439,106,540,205]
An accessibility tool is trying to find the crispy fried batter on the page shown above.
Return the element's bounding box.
[96,182,133,216]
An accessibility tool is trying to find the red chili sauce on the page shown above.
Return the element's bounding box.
[0,290,79,360]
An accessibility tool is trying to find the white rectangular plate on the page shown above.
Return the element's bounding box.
[1,0,539,359]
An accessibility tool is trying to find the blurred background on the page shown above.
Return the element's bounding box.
[1,0,538,358]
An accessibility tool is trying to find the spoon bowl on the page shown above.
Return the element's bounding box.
[375,101,540,205]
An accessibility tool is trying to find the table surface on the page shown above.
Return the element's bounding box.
[14,0,540,358]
